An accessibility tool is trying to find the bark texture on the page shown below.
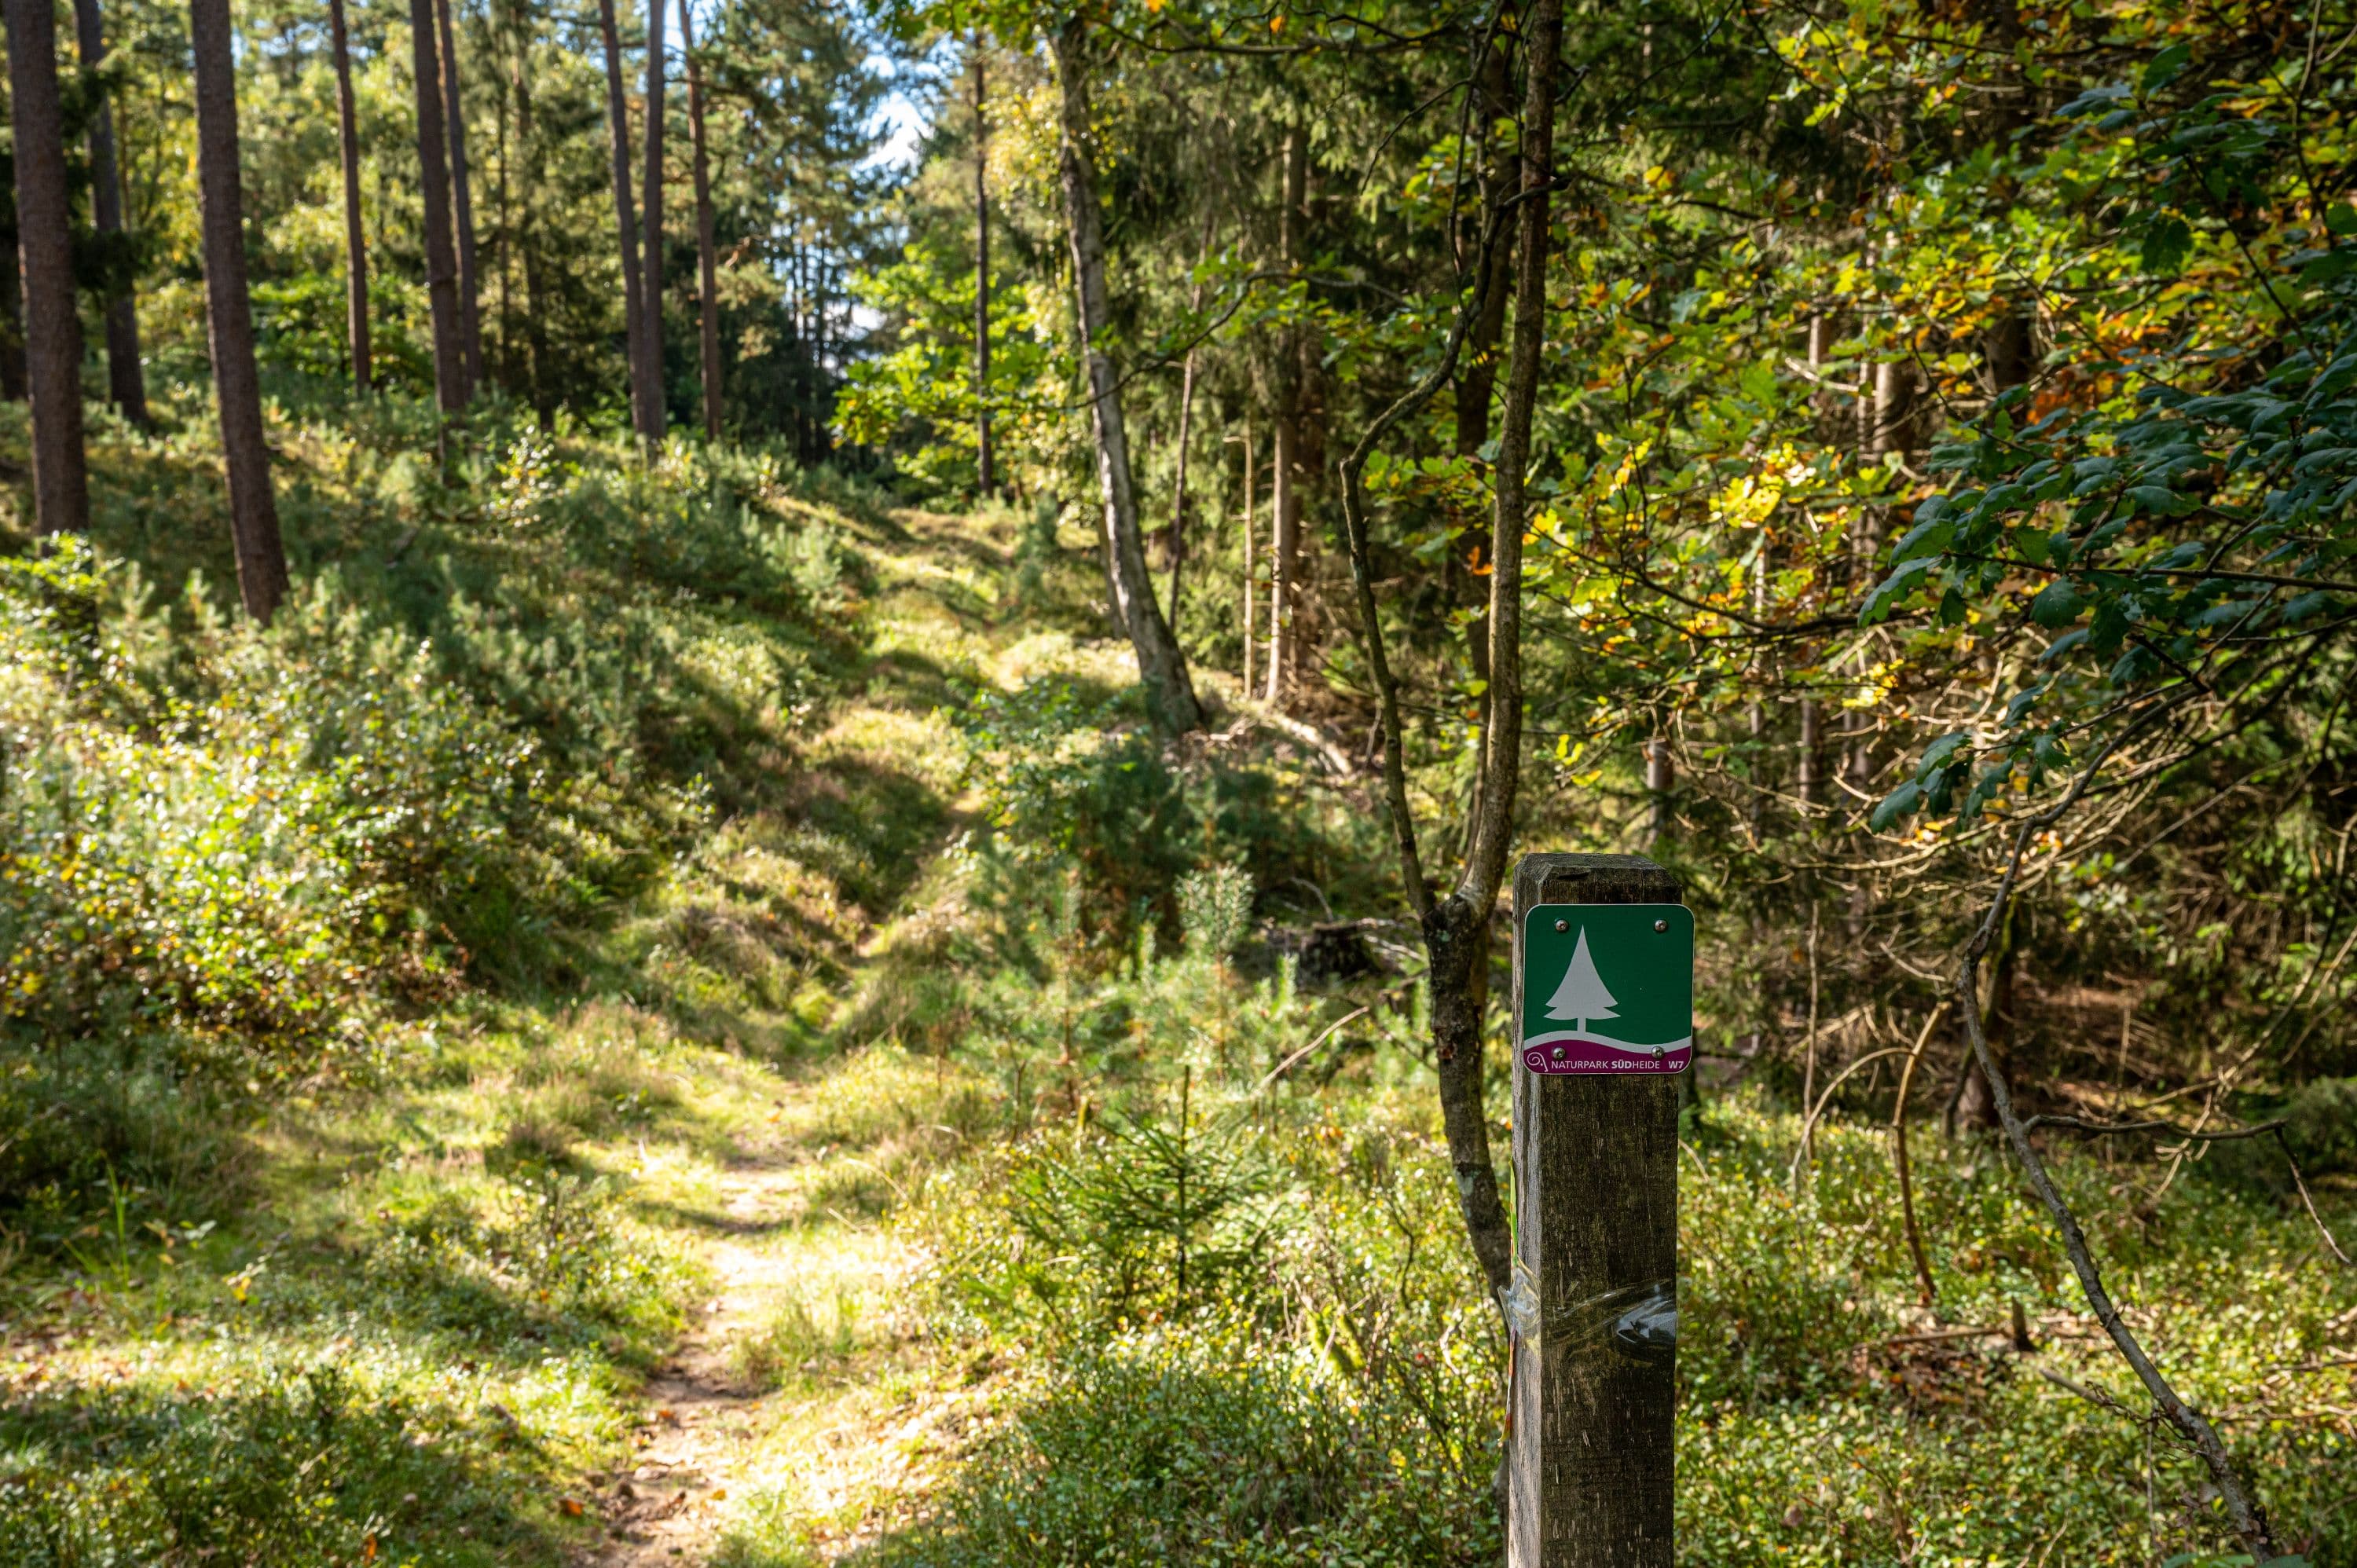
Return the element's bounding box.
[682,0,720,439]
[596,0,647,435]
[1506,855,1681,1568]
[408,0,467,412]
[328,0,371,390]
[973,43,992,495]
[1264,123,1307,704]
[434,0,483,391]
[190,0,289,619]
[640,0,668,440]
[72,0,150,427]
[5,0,91,531]
[1051,14,1203,735]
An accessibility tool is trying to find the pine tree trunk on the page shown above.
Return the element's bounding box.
[681,0,720,440]
[189,0,288,618]
[512,53,552,427]
[408,0,466,415]
[434,0,482,394]
[639,0,667,440]
[595,0,647,436]
[5,0,90,532]
[327,0,370,392]
[973,41,992,495]
[0,251,26,403]
[1052,13,1203,735]
[71,0,148,428]
[1264,124,1307,705]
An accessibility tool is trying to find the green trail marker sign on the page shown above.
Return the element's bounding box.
[1508,853,1682,1568]
[1519,903,1693,1075]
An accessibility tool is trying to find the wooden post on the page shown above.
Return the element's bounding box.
[1509,852,1681,1567]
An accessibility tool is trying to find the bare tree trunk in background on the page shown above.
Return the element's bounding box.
[508,43,552,427]
[1265,123,1307,705]
[5,0,90,532]
[0,255,26,403]
[434,0,482,394]
[408,0,466,416]
[1334,0,1566,1306]
[327,0,370,392]
[596,0,647,437]
[640,0,668,441]
[681,0,720,440]
[71,0,149,428]
[1241,416,1256,695]
[189,0,288,618]
[972,38,992,496]
[1446,35,1515,760]
[1052,13,1204,735]
[1645,736,1674,845]
[1166,218,1211,628]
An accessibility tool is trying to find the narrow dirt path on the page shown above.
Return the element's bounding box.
[596,1159,806,1564]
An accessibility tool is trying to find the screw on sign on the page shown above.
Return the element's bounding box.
[1508,853,1684,1567]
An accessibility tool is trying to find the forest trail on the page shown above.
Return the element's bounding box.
[596,1160,805,1565]
[590,500,1134,1566]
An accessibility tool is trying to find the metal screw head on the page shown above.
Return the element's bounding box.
[1551,1046,1567,1060]
[1556,919,1569,933]
[1654,919,1669,932]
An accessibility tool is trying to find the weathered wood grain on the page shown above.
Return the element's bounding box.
[1508,853,1681,1567]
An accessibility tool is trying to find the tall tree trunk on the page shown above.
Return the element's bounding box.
[1427,0,1565,1297]
[434,0,481,394]
[596,0,647,436]
[973,38,992,495]
[681,0,720,439]
[1166,218,1210,627]
[408,0,466,415]
[5,0,90,531]
[1448,34,1513,748]
[1052,13,1203,735]
[0,246,26,402]
[1264,123,1307,705]
[327,0,370,391]
[71,0,148,428]
[639,0,667,440]
[1241,415,1255,695]
[511,52,551,426]
[1333,0,1564,1305]
[189,0,288,618]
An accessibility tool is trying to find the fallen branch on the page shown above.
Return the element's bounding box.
[1956,697,2283,1559]
[1891,1002,1951,1309]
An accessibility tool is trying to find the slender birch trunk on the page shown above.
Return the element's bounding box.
[1051,13,1203,735]
[1265,123,1307,704]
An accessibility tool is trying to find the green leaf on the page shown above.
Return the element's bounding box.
[2141,42,2192,93]
[1869,781,1923,833]
[1861,557,1936,624]
[2141,214,2194,275]
[2031,580,2088,628]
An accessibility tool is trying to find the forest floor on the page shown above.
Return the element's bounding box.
[5,416,2351,1568]
[583,502,1139,1566]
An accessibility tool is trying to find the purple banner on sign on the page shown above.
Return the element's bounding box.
[1519,1035,1693,1075]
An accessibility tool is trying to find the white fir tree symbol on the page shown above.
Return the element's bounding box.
[1545,928,1620,1035]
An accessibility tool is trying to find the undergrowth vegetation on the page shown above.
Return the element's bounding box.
[2,383,2349,1568]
